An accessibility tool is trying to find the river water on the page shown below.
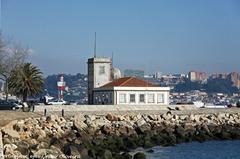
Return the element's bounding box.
[145,140,240,159]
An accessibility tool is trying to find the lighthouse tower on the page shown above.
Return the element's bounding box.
[57,75,65,100]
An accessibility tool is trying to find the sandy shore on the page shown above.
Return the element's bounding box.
[0,111,42,127]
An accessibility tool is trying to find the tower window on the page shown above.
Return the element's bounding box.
[99,66,105,75]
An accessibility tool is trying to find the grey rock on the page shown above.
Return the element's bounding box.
[2,128,20,139]
[73,115,88,131]
[16,141,29,155]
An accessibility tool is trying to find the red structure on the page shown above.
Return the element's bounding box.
[57,75,65,100]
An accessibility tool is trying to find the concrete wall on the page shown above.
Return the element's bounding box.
[94,62,112,88]
[34,104,171,113]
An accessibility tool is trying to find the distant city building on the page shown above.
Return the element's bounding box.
[172,74,186,78]
[210,73,228,79]
[124,69,144,78]
[188,71,208,82]
[153,72,162,78]
[209,72,240,89]
[144,74,154,78]
[227,72,240,89]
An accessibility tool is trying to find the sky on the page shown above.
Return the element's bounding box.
[1,0,240,75]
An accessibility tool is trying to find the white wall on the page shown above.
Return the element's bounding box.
[115,90,169,105]
[94,62,112,88]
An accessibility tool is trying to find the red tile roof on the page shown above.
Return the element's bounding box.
[100,77,158,88]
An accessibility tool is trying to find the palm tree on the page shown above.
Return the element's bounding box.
[8,63,44,105]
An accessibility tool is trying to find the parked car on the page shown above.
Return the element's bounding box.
[0,100,22,110]
[47,99,67,105]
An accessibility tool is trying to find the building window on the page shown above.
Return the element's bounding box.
[109,93,113,104]
[119,93,126,103]
[139,94,145,103]
[148,93,155,103]
[94,97,98,104]
[130,94,136,103]
[99,66,105,75]
[157,93,164,103]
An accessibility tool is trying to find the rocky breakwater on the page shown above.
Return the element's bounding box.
[1,111,240,159]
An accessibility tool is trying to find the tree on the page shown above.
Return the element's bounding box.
[174,78,203,92]
[205,78,239,94]
[8,63,44,103]
[0,33,30,100]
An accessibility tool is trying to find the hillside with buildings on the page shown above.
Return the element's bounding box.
[43,70,240,106]
[44,73,88,103]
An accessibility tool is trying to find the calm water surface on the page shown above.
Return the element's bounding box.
[146,140,240,159]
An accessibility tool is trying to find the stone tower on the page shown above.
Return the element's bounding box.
[87,57,112,104]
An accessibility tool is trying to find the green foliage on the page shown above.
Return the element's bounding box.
[133,152,146,159]
[206,78,239,94]
[174,79,203,92]
[8,63,44,101]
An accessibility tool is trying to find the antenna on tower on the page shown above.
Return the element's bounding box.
[111,52,114,66]
[110,52,114,80]
[94,32,96,58]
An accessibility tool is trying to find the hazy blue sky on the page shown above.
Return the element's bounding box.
[1,0,240,75]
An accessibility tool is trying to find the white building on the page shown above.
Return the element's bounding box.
[93,77,170,105]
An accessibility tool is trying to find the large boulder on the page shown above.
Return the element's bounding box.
[32,149,60,158]
[33,129,46,140]
[36,142,49,150]
[101,125,114,135]
[2,128,20,139]
[133,152,146,159]
[19,131,32,140]
[161,112,173,120]
[13,120,25,132]
[135,119,146,127]
[4,144,17,151]
[148,115,160,121]
[4,144,24,158]
[137,124,151,134]
[46,114,60,123]
[4,144,23,157]
[93,117,111,128]
[64,145,81,158]
[175,125,186,137]
[102,150,113,159]
[16,141,29,156]
[73,114,87,131]
[3,137,12,145]
[106,113,118,121]
[85,115,96,121]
